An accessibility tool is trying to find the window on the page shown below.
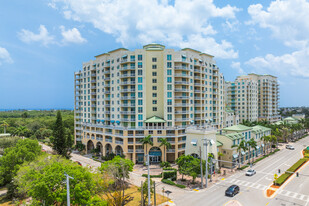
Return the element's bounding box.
[167,84,172,90]
[138,92,143,98]
[152,65,157,69]
[152,107,157,111]
[152,93,157,97]
[138,107,143,113]
[152,86,157,90]
[167,62,172,68]
[138,70,143,75]
[152,79,157,83]
[167,107,172,112]
[167,99,172,105]
[152,72,157,76]
[138,77,143,83]
[167,54,172,60]
[167,114,172,120]
[138,62,142,68]
[138,55,142,61]
[138,122,143,127]
[138,99,143,105]
[167,92,172,98]
[153,100,157,104]
[152,57,157,62]
[167,70,172,75]
[138,85,143,90]
[138,114,143,120]
[167,77,172,83]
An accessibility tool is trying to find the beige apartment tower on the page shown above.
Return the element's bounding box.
[74,44,225,163]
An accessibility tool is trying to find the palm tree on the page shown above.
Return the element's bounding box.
[247,138,257,163]
[261,135,270,155]
[140,135,153,155]
[14,126,27,137]
[232,140,247,168]
[217,152,224,170]
[1,121,9,134]
[159,138,171,162]
[269,135,277,153]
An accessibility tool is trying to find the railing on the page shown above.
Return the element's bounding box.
[175,96,189,99]
[76,138,82,141]
[175,88,189,92]
[128,149,134,153]
[135,149,144,153]
[175,118,190,121]
[175,103,188,107]
[120,89,136,92]
[96,137,103,141]
[115,140,123,145]
[120,81,136,85]
[121,96,136,100]
[167,149,175,152]
[174,66,190,70]
[128,141,134,144]
[175,81,189,85]
[120,111,136,115]
[105,139,113,143]
[175,111,189,114]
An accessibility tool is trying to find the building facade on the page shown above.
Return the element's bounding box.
[226,74,280,123]
[74,44,227,163]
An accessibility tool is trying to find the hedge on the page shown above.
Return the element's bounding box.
[161,179,186,188]
[274,158,308,186]
[142,174,162,178]
[163,167,177,171]
[163,170,177,181]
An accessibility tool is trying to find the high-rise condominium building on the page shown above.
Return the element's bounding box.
[74,44,225,163]
[226,73,279,123]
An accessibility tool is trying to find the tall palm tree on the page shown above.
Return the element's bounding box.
[232,140,247,168]
[247,138,257,163]
[159,138,171,162]
[269,135,277,153]
[140,135,153,155]
[261,135,270,155]
[1,121,9,134]
[217,152,224,170]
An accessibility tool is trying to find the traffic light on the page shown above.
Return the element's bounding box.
[278,169,281,174]
[296,172,299,177]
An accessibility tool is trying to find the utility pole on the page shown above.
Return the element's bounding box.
[199,146,203,188]
[146,154,151,206]
[64,173,74,206]
[153,181,156,206]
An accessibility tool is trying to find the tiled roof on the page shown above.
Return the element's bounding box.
[222,124,251,132]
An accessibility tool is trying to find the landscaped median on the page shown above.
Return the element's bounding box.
[266,148,309,197]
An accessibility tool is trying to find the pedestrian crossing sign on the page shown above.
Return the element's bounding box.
[274,174,278,180]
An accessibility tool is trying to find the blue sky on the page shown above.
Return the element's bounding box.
[1,0,309,109]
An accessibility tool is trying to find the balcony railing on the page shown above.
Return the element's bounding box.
[105,139,113,143]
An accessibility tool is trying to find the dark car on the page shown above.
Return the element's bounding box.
[225,185,240,197]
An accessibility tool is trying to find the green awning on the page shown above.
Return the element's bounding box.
[144,116,166,123]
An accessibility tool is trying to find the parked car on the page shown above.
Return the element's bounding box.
[246,169,256,176]
[286,145,295,150]
[225,185,240,197]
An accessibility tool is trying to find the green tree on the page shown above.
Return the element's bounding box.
[159,138,172,162]
[13,126,30,137]
[247,138,257,163]
[100,156,134,206]
[261,135,270,155]
[140,135,153,156]
[0,139,42,196]
[14,155,107,205]
[139,179,154,206]
[232,140,247,168]
[0,136,21,151]
[0,121,9,134]
[176,155,205,182]
[21,112,30,118]
[51,111,73,158]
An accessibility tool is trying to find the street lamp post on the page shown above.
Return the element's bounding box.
[146,154,151,206]
[202,138,215,188]
[64,172,74,206]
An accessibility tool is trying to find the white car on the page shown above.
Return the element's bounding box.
[286,145,295,150]
[246,169,256,176]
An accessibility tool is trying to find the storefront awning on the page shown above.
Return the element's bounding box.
[191,139,197,146]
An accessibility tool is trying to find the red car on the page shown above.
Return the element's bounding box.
[75,161,82,166]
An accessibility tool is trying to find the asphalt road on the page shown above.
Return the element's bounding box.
[173,136,309,206]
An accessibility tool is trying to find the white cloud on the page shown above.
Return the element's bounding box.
[231,61,245,75]
[248,0,309,49]
[60,26,87,44]
[245,48,309,78]
[50,0,240,59]
[246,0,309,79]
[0,47,13,66]
[18,25,54,46]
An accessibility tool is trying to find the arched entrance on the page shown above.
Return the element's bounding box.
[105,143,112,155]
[115,145,123,156]
[87,140,94,153]
[149,147,162,163]
[96,142,103,155]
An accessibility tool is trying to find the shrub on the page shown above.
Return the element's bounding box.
[161,179,185,188]
[160,161,171,168]
[163,167,177,171]
[287,158,307,172]
[274,173,292,186]
[163,170,177,181]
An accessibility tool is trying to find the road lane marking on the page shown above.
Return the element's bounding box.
[193,189,199,192]
[221,178,225,181]
[265,203,269,205]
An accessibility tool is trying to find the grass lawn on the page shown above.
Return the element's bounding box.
[0,196,13,206]
[125,185,169,206]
